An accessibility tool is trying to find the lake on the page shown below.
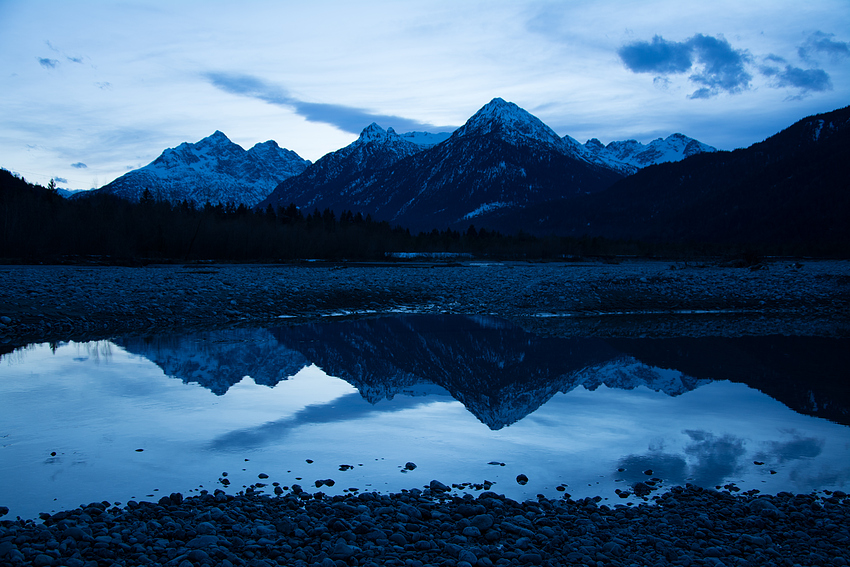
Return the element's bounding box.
[1,314,848,520]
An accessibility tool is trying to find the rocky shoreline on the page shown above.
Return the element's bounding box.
[1,259,849,349]
[1,483,848,567]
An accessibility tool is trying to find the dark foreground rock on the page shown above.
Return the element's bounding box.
[2,485,848,567]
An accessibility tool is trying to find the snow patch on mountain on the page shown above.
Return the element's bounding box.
[399,130,453,147]
[463,201,513,220]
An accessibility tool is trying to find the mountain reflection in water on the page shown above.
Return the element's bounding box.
[1,314,849,521]
[115,314,849,428]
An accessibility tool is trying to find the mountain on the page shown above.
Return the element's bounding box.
[260,123,425,213]
[260,98,624,232]
[473,105,850,247]
[116,315,709,429]
[91,131,310,207]
[580,133,717,175]
[112,315,850,428]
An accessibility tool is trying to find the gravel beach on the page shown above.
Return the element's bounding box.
[1,483,848,567]
[1,259,849,348]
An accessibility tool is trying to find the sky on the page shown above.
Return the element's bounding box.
[1,0,848,191]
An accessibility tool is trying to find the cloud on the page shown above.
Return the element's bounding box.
[686,34,752,96]
[71,162,87,169]
[54,177,68,184]
[38,58,59,69]
[798,31,850,62]
[682,430,746,487]
[618,35,693,74]
[208,392,431,451]
[46,40,84,65]
[618,33,753,98]
[763,65,831,92]
[759,55,832,96]
[204,71,449,134]
[754,433,824,465]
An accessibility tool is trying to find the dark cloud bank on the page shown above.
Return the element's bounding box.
[204,72,451,135]
[619,31,848,99]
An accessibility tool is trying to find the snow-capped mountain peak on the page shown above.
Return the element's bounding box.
[357,122,389,143]
[352,123,424,154]
[203,130,229,143]
[93,131,310,207]
[580,133,717,174]
[454,97,565,148]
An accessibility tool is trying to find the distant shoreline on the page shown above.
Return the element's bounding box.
[1,258,848,349]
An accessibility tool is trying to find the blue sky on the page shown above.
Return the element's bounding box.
[1,0,848,190]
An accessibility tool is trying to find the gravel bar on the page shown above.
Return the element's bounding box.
[1,483,848,567]
[1,259,849,347]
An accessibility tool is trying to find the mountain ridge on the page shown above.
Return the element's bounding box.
[481,104,850,246]
[259,98,628,231]
[89,131,310,207]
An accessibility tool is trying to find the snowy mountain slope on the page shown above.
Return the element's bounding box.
[93,131,310,207]
[260,123,424,212]
[398,130,453,147]
[582,134,717,175]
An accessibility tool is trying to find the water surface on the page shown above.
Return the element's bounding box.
[1,315,848,520]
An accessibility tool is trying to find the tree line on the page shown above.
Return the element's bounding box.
[0,169,814,262]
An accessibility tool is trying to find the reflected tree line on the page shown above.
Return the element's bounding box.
[0,168,821,261]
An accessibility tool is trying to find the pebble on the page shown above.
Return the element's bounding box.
[2,484,845,566]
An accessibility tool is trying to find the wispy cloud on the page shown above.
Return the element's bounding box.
[760,56,832,96]
[38,58,59,69]
[54,177,68,184]
[204,72,451,134]
[46,40,84,65]
[798,31,850,62]
[71,162,87,169]
[618,34,751,98]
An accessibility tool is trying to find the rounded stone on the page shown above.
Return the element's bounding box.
[470,514,495,530]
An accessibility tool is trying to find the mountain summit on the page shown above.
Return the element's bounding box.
[92,131,309,207]
[453,98,565,148]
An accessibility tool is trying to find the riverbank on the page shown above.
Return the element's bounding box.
[2,483,848,566]
[1,259,848,349]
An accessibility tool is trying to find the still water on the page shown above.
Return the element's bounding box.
[1,315,848,520]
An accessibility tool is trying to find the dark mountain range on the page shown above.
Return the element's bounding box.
[113,315,850,429]
[90,131,310,207]
[258,123,425,213]
[479,105,850,248]
[260,98,625,232]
